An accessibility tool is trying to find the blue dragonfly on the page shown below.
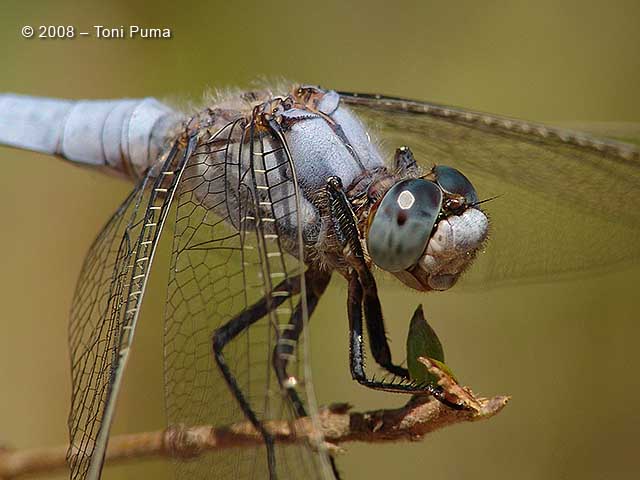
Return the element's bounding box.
[0,85,638,480]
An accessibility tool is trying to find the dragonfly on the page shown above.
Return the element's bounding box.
[0,84,639,480]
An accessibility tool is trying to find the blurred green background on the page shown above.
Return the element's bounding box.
[1,1,639,479]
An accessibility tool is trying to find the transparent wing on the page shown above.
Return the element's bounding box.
[164,117,332,479]
[67,137,194,480]
[341,93,640,287]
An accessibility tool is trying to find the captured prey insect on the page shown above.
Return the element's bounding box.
[0,84,639,480]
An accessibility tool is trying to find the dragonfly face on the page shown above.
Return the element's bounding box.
[366,166,489,291]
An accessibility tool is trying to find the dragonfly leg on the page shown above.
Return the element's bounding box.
[271,267,343,479]
[358,266,410,378]
[272,267,331,416]
[347,271,464,409]
[347,271,368,382]
[212,275,301,479]
[326,176,407,378]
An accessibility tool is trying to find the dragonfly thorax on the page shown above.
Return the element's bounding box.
[277,87,386,193]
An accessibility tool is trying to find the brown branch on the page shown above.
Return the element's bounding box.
[0,392,508,479]
[0,359,509,478]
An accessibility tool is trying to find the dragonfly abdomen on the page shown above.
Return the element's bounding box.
[0,94,182,179]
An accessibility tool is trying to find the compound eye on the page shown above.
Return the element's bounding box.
[434,165,478,204]
[367,179,443,272]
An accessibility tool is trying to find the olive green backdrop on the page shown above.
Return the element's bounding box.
[1,1,639,479]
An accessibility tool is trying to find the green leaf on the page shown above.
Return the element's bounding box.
[406,304,456,384]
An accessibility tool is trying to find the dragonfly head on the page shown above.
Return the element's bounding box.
[366,165,489,291]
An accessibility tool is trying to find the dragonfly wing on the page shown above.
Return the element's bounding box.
[164,116,333,479]
[68,137,194,479]
[555,121,640,148]
[341,93,640,287]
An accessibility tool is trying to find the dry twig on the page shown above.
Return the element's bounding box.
[0,360,509,479]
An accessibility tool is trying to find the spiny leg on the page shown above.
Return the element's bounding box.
[272,268,331,416]
[271,267,342,479]
[345,271,408,387]
[346,271,367,382]
[347,270,463,408]
[358,265,409,378]
[326,176,407,377]
[212,276,301,479]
